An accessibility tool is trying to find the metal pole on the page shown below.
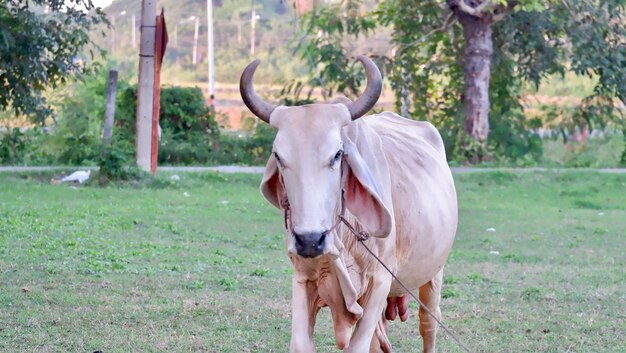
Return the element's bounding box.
[111,15,116,54]
[135,0,156,171]
[237,21,241,44]
[207,0,215,106]
[250,8,256,56]
[132,14,136,49]
[174,24,178,48]
[192,16,199,65]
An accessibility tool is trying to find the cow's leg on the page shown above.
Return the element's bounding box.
[344,274,392,353]
[418,269,443,353]
[369,314,392,353]
[290,276,319,353]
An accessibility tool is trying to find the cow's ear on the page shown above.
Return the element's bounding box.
[342,140,393,238]
[260,154,284,209]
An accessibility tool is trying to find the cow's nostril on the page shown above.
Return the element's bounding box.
[318,233,327,246]
[294,233,304,247]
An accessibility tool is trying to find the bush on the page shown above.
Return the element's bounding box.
[0,128,52,165]
[114,85,276,166]
[158,130,217,164]
[542,133,624,168]
[160,87,219,137]
[115,85,223,165]
[2,63,277,167]
[45,65,131,165]
[2,65,113,166]
[487,109,543,166]
[157,121,275,166]
[116,85,218,140]
[97,143,149,184]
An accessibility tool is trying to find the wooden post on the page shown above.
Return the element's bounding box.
[135,0,157,171]
[192,16,199,65]
[207,0,215,107]
[102,69,118,145]
[151,10,168,175]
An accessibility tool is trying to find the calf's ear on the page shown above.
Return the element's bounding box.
[260,154,284,209]
[342,139,393,238]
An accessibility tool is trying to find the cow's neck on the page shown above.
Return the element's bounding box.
[289,210,379,312]
[288,212,381,347]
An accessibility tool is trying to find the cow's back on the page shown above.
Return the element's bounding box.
[364,112,458,295]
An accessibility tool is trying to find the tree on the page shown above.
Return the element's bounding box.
[292,0,626,163]
[0,0,107,123]
[445,0,524,156]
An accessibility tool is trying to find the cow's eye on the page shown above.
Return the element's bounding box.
[330,150,343,167]
[274,152,283,166]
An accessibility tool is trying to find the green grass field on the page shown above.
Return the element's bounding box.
[1,171,624,352]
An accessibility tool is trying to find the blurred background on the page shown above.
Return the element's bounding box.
[1,0,625,171]
[1,3,625,350]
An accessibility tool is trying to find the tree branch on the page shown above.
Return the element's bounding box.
[449,0,519,22]
[559,0,595,43]
[398,11,457,50]
[453,0,496,18]
[490,1,519,22]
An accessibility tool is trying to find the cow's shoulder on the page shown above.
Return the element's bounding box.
[363,112,446,156]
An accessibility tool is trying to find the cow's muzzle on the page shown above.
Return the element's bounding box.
[293,231,327,258]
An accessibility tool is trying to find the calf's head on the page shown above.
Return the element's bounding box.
[240,56,392,259]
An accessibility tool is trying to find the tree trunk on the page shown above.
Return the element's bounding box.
[457,11,493,161]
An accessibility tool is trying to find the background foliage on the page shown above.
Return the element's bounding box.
[0,0,107,123]
[0,67,275,167]
[286,0,626,164]
[1,0,625,167]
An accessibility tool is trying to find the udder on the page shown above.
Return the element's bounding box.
[385,293,410,321]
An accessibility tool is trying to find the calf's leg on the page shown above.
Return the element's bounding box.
[418,269,443,353]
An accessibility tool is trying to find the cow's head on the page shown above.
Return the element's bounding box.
[240,56,392,259]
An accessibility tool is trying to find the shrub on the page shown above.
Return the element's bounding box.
[158,129,217,165]
[160,87,219,137]
[114,85,276,166]
[116,86,219,145]
[488,109,543,166]
[97,143,148,184]
[115,85,224,165]
[542,133,624,168]
[46,65,131,165]
[157,123,275,166]
[0,128,52,165]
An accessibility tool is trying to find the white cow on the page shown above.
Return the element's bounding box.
[240,55,458,353]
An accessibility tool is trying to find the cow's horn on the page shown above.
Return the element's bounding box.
[240,59,275,123]
[346,55,383,120]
